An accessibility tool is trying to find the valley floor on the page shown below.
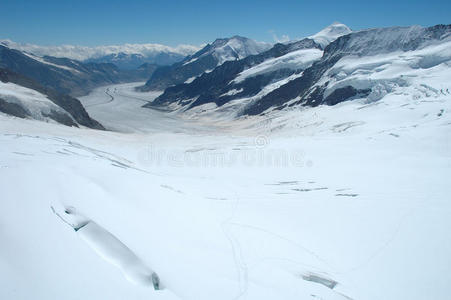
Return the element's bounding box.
[1,82,450,300]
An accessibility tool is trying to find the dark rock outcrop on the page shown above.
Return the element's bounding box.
[0,97,30,119]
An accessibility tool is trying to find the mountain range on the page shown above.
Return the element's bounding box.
[0,40,200,69]
[0,45,159,97]
[0,44,158,129]
[1,22,450,129]
[143,23,451,118]
[140,36,272,91]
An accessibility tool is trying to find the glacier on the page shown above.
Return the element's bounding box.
[1,76,450,299]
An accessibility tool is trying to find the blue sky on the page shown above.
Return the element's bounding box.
[1,0,450,46]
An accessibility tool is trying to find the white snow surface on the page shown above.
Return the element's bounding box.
[184,76,197,84]
[309,22,352,48]
[20,51,82,73]
[233,48,322,84]
[307,37,451,105]
[1,39,200,61]
[0,81,75,123]
[1,74,451,300]
[78,221,160,287]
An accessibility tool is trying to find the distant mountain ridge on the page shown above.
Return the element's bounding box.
[85,52,186,69]
[147,38,323,109]
[140,36,272,91]
[0,40,200,69]
[0,45,157,97]
[144,23,350,111]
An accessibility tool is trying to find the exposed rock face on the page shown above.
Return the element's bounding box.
[0,97,30,119]
[323,86,371,105]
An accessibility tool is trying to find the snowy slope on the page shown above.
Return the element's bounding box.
[233,48,322,84]
[0,81,76,125]
[311,37,451,104]
[1,22,451,300]
[309,22,352,48]
[0,67,103,129]
[240,24,451,115]
[1,79,450,300]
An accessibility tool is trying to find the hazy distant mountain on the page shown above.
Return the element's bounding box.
[140,36,272,91]
[0,40,200,69]
[0,45,157,97]
[85,52,186,69]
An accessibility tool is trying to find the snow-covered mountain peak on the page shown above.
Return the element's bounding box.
[310,22,352,48]
[142,36,272,90]
[199,36,272,65]
[324,24,451,58]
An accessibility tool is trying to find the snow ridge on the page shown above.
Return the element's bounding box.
[309,22,352,48]
[183,36,271,66]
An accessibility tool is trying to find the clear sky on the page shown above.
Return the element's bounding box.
[1,0,450,47]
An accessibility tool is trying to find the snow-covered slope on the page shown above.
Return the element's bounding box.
[0,67,103,129]
[233,48,322,84]
[310,36,451,104]
[0,81,76,125]
[1,77,450,300]
[1,22,451,300]
[309,22,352,48]
[241,24,451,115]
[183,36,271,67]
[0,39,200,68]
